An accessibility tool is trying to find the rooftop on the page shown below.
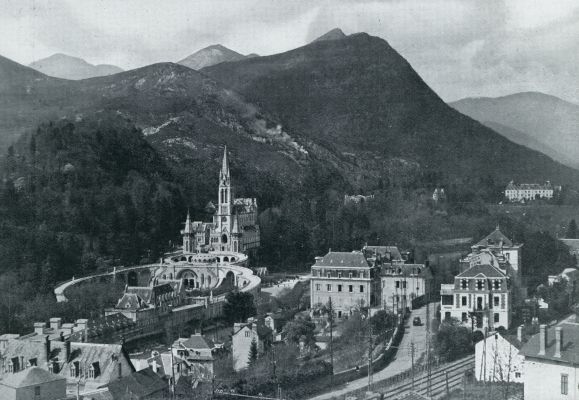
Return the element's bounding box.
[314,251,370,269]
[457,263,506,279]
[521,322,579,364]
[0,367,65,388]
[475,226,516,248]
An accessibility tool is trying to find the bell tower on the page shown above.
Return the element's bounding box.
[218,146,234,249]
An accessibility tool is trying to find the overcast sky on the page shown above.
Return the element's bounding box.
[1,0,578,103]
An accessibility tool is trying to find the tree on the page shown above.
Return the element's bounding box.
[223,292,257,324]
[248,338,258,366]
[433,319,473,362]
[567,219,578,239]
[283,317,316,346]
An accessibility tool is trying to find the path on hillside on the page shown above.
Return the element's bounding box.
[309,303,434,400]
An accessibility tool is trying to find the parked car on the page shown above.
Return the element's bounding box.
[412,317,422,326]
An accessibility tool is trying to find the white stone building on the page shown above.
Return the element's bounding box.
[231,318,272,371]
[379,263,433,313]
[181,147,260,254]
[505,181,554,201]
[521,321,579,400]
[475,328,524,383]
[440,263,511,332]
[310,251,381,318]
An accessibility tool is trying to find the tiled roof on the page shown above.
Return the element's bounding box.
[457,264,506,278]
[315,251,370,268]
[364,246,403,261]
[521,322,579,364]
[476,227,514,247]
[506,182,553,191]
[106,368,167,398]
[174,335,211,350]
[68,314,135,342]
[115,293,149,310]
[0,367,65,388]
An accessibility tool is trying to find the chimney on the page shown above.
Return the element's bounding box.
[65,340,71,362]
[34,322,46,335]
[555,327,563,358]
[538,324,547,355]
[49,317,62,331]
[74,319,88,333]
[59,332,65,342]
[517,325,523,342]
[45,335,51,364]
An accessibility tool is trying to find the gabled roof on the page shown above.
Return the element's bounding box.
[115,293,149,310]
[314,251,370,269]
[174,334,211,350]
[106,368,167,398]
[0,367,65,388]
[521,322,579,364]
[476,227,514,247]
[457,264,506,279]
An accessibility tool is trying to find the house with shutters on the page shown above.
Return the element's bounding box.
[440,263,511,331]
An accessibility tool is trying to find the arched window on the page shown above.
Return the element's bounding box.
[221,234,228,244]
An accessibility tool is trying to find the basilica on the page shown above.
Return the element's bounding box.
[181,147,260,254]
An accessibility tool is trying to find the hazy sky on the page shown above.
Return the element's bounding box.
[1,0,578,103]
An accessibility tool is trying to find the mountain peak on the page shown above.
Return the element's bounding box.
[29,53,123,80]
[178,44,247,70]
[312,28,347,43]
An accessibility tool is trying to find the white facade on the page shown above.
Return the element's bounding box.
[440,263,511,332]
[380,264,432,312]
[505,181,554,201]
[310,251,380,318]
[524,358,579,400]
[231,319,270,371]
[475,331,523,383]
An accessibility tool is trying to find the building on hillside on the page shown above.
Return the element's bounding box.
[380,263,433,313]
[440,263,511,331]
[344,194,374,205]
[0,337,134,396]
[231,318,272,371]
[505,181,555,201]
[560,238,579,264]
[172,334,214,381]
[181,146,260,254]
[432,187,446,202]
[475,327,524,383]
[0,367,66,400]
[363,245,409,264]
[310,251,381,318]
[548,267,579,288]
[521,320,579,400]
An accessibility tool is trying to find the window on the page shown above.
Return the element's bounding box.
[70,362,80,378]
[337,311,342,318]
[396,281,400,288]
[561,374,568,395]
[338,272,342,278]
[461,296,467,306]
[327,273,331,278]
[327,284,332,292]
[494,296,500,307]
[476,280,484,290]
[515,372,521,378]
[349,273,353,278]
[494,280,500,290]
[315,284,321,291]
[444,312,451,320]
[348,285,353,293]
[360,285,364,293]
[494,313,499,323]
[337,285,342,292]
[245,331,250,338]
[461,279,467,289]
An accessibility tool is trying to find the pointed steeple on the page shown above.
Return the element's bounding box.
[220,145,230,183]
[183,209,192,234]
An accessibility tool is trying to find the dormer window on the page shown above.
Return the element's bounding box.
[89,362,100,379]
[460,279,467,289]
[476,280,484,291]
[494,280,500,290]
[70,361,80,378]
[28,358,37,367]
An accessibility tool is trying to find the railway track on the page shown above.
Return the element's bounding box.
[379,355,474,399]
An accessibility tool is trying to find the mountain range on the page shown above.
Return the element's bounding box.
[29,53,123,80]
[1,29,578,195]
[450,92,579,169]
[178,44,258,70]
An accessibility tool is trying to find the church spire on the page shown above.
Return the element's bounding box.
[220,145,230,183]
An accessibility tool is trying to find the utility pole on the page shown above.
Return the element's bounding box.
[367,322,373,392]
[327,298,335,384]
[410,341,416,391]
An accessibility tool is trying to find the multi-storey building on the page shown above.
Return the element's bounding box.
[231,318,272,371]
[181,147,260,254]
[440,263,511,331]
[505,181,555,202]
[521,320,579,400]
[310,251,381,318]
[380,263,433,313]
